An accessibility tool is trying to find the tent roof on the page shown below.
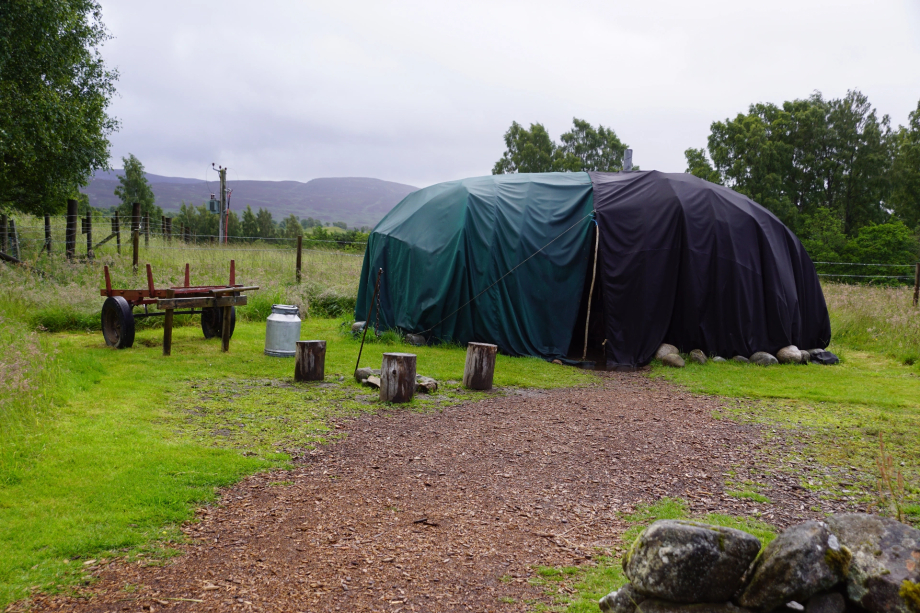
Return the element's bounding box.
[356,171,831,365]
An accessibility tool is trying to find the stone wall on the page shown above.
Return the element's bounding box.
[600,514,920,613]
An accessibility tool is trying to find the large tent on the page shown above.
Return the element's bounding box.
[355,171,831,367]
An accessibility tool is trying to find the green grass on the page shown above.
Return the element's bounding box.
[651,348,920,520]
[0,228,364,333]
[823,282,920,367]
[0,318,593,608]
[3,249,918,609]
[726,490,771,504]
[531,498,776,612]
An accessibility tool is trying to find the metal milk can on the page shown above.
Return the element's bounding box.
[264,304,301,357]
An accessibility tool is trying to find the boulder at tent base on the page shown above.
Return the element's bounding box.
[356,171,831,367]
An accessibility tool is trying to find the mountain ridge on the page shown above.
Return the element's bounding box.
[80,172,419,228]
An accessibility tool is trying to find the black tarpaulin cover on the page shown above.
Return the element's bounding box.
[590,171,831,367]
[356,170,831,366]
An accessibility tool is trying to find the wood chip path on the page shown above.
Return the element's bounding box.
[23,372,863,613]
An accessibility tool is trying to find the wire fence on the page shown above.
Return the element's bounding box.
[813,261,918,284]
[0,213,367,300]
[0,212,368,268]
[2,212,918,294]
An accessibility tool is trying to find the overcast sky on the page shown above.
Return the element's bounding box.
[99,0,920,188]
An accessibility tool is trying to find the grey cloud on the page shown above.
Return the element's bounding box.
[100,0,920,186]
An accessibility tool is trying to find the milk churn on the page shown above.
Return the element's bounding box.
[264,304,301,357]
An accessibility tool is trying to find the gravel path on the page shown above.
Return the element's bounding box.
[22,372,863,613]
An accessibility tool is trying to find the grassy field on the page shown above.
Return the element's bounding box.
[2,238,920,611]
[651,282,920,523]
[0,233,363,332]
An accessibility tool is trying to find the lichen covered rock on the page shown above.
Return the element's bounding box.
[623,520,761,603]
[804,591,845,613]
[637,601,752,613]
[689,349,707,365]
[738,521,848,612]
[827,513,920,613]
[598,583,646,613]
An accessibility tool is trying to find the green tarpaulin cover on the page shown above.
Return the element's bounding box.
[356,172,595,358]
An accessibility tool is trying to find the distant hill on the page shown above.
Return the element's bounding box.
[80,172,418,229]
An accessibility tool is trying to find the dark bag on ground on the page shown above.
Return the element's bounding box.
[809,350,839,365]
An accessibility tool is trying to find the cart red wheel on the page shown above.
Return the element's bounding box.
[101,296,136,349]
[201,306,236,340]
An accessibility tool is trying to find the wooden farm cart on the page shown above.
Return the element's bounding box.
[99,260,258,355]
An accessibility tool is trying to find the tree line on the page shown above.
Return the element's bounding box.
[494,93,920,265]
[683,90,920,266]
[170,203,368,245]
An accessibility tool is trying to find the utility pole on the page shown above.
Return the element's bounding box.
[218,166,227,244]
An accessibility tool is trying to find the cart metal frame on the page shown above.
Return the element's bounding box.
[99,259,258,355]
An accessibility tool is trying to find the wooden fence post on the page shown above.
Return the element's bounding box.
[0,213,6,254]
[65,199,78,259]
[161,215,166,239]
[113,211,121,254]
[296,235,303,283]
[132,230,139,273]
[165,217,172,243]
[914,262,919,307]
[44,214,51,254]
[463,342,497,390]
[379,352,416,403]
[82,211,93,260]
[295,340,326,382]
[132,203,140,233]
[9,219,20,260]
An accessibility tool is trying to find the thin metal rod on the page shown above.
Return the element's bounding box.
[134,310,199,318]
[354,268,383,375]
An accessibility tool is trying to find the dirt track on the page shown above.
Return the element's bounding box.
[23,372,862,613]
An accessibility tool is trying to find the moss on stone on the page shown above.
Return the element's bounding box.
[824,544,852,578]
[622,534,641,573]
[899,579,920,613]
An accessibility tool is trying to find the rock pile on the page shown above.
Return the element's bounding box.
[354,367,438,393]
[600,514,920,613]
[655,344,839,368]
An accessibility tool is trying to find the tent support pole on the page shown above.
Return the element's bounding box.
[581,221,599,362]
[354,268,383,376]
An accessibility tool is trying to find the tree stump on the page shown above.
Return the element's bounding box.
[295,340,326,382]
[463,342,497,390]
[380,352,416,403]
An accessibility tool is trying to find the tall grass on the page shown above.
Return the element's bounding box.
[0,314,58,488]
[823,282,920,366]
[0,230,364,331]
